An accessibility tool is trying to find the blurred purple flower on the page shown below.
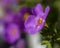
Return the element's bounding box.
[2,12,15,24]
[16,7,33,32]
[4,23,20,44]
[24,4,50,34]
[16,39,25,48]
[10,39,25,48]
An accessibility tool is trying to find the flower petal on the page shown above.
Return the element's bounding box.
[19,7,32,15]
[24,15,37,34]
[25,15,36,28]
[44,6,50,19]
[33,4,43,15]
[16,39,25,48]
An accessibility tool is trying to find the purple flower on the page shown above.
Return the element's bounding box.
[18,7,32,21]
[4,23,20,44]
[2,12,15,23]
[17,7,33,32]
[16,39,25,48]
[10,39,25,48]
[24,4,50,34]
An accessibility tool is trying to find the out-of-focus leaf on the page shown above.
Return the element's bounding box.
[56,38,60,41]
[53,43,60,48]
[42,40,52,48]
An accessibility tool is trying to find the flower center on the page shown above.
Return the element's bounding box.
[23,13,30,20]
[36,18,43,25]
[11,29,16,35]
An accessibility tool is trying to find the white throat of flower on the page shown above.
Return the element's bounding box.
[27,32,46,48]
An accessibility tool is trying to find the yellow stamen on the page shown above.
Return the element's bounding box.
[44,23,48,28]
[39,18,43,23]
[36,18,43,25]
[23,13,30,20]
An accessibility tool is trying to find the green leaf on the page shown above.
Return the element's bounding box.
[42,40,52,48]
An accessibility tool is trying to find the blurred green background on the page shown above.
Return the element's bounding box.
[17,0,60,48]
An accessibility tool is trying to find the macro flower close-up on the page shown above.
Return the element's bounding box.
[0,0,60,48]
[24,4,50,34]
